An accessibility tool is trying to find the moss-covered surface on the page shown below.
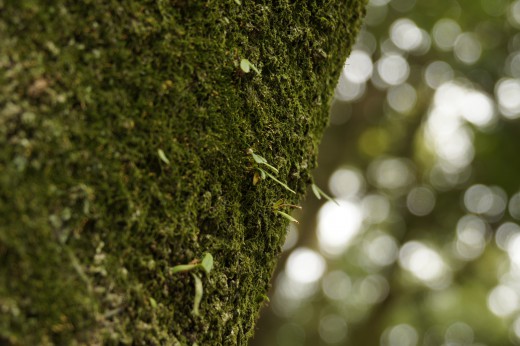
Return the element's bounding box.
[0,1,365,344]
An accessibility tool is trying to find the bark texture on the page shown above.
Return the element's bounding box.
[0,1,365,344]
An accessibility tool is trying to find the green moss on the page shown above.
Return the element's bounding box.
[0,0,366,344]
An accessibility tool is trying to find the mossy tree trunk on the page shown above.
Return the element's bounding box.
[0,1,365,344]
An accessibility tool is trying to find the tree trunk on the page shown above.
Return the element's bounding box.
[0,1,365,344]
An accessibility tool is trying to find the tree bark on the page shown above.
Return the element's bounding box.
[0,1,365,344]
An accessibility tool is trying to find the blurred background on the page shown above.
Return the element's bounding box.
[251,0,520,345]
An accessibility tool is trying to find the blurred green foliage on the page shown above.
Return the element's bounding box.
[252,0,520,345]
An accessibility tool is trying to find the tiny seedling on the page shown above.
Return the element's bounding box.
[157,148,170,165]
[240,59,260,75]
[192,273,203,316]
[311,183,339,205]
[171,253,214,317]
[248,149,296,194]
[170,253,213,274]
[273,199,301,224]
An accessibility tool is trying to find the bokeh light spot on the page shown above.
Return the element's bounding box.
[445,322,474,344]
[463,184,507,220]
[282,224,299,252]
[335,73,366,102]
[406,186,436,216]
[317,200,363,256]
[390,18,423,51]
[454,33,482,65]
[362,194,391,224]
[387,83,417,114]
[496,78,520,119]
[328,167,365,199]
[368,157,414,191]
[432,18,461,51]
[509,1,520,28]
[365,232,399,266]
[322,270,352,301]
[319,315,348,344]
[377,54,410,85]
[344,50,373,83]
[455,215,488,260]
[381,324,419,346]
[399,241,451,288]
[509,192,520,219]
[487,285,520,317]
[495,222,520,251]
[286,248,326,284]
[424,60,454,89]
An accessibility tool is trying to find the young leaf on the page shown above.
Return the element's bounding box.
[192,273,203,316]
[200,253,214,274]
[240,59,260,74]
[170,263,198,274]
[275,210,299,224]
[272,199,284,210]
[251,152,267,164]
[158,149,170,165]
[311,183,321,200]
[263,169,296,194]
[240,59,251,73]
[258,167,266,180]
[311,183,339,205]
[251,152,278,173]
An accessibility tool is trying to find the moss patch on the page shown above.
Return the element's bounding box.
[0,0,365,344]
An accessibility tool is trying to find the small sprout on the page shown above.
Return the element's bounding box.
[273,199,302,210]
[171,254,214,318]
[170,263,199,274]
[251,152,279,173]
[149,297,158,309]
[273,199,301,224]
[311,183,339,205]
[200,253,214,274]
[248,149,295,193]
[240,59,260,75]
[275,211,299,224]
[158,149,170,165]
[258,167,296,194]
[171,253,214,275]
[192,273,203,316]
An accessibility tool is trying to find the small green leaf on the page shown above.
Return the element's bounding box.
[250,151,279,173]
[234,0,241,4]
[272,199,284,210]
[275,211,299,224]
[259,168,266,180]
[311,183,321,200]
[240,59,251,73]
[251,152,267,164]
[158,149,170,165]
[171,263,198,274]
[264,170,296,194]
[200,253,214,274]
[311,183,339,205]
[192,273,203,316]
[149,297,158,309]
[240,59,260,74]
